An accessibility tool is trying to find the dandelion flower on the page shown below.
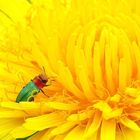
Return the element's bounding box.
[1,0,140,140]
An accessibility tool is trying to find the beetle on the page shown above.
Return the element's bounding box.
[16,68,54,102]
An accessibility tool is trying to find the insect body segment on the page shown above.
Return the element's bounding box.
[16,74,48,103]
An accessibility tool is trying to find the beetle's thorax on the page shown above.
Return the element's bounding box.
[33,74,48,89]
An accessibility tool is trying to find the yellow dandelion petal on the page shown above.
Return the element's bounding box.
[120,127,140,140]
[64,125,84,140]
[84,26,96,80]
[1,102,24,110]
[1,101,42,110]
[57,60,85,100]
[93,101,112,114]
[23,112,66,131]
[93,101,123,120]
[130,111,140,119]
[120,117,140,131]
[74,45,96,100]
[51,122,76,136]
[103,108,123,120]
[132,41,140,79]
[10,126,36,138]
[105,43,115,93]
[67,110,94,121]
[84,111,102,138]
[66,25,82,74]
[0,118,24,139]
[93,42,104,92]
[110,94,121,102]
[46,101,80,111]
[101,119,116,140]
[125,87,140,97]
[38,128,55,140]
[0,0,30,23]
[132,95,140,104]
[28,130,50,140]
[0,110,27,118]
[52,135,66,140]
[119,58,128,89]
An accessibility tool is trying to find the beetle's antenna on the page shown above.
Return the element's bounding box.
[42,66,57,84]
[42,66,48,78]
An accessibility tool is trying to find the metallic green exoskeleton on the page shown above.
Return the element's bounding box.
[16,81,40,102]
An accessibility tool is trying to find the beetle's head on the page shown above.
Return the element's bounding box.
[38,74,48,84]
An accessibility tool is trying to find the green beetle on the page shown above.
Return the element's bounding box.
[16,74,49,103]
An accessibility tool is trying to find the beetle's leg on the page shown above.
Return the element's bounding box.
[40,89,49,97]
